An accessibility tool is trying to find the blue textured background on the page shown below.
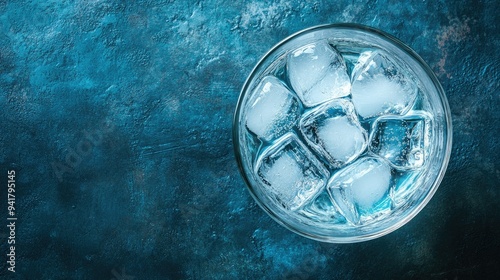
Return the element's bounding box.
[0,0,499,279]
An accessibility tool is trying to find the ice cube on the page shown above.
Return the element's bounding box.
[300,99,367,168]
[327,157,392,225]
[255,133,329,211]
[336,45,376,79]
[369,112,431,170]
[351,51,418,119]
[298,190,346,223]
[391,170,421,206]
[245,75,301,142]
[287,42,351,107]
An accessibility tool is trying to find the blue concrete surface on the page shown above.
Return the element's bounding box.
[0,0,499,279]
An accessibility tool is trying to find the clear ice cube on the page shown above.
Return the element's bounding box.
[245,75,301,142]
[351,51,418,119]
[327,157,392,225]
[298,190,346,223]
[255,133,329,211]
[287,42,351,107]
[369,112,431,170]
[335,44,376,79]
[391,170,421,206]
[300,99,367,168]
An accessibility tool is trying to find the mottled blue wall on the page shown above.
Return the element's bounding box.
[0,0,499,279]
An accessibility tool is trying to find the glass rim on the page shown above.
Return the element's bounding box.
[233,23,453,243]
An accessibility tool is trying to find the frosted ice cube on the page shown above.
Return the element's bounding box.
[287,42,351,107]
[298,190,346,223]
[327,157,392,224]
[351,51,418,119]
[255,133,329,211]
[300,99,367,168]
[369,112,431,170]
[245,76,300,142]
